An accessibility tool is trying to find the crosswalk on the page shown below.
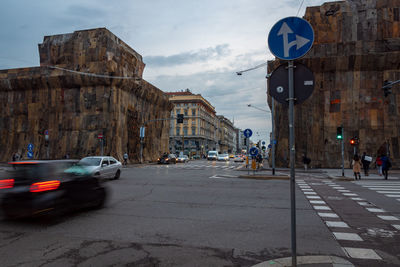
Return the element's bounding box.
[354,181,400,202]
[141,163,242,171]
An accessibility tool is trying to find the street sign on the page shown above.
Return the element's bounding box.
[268,144,272,149]
[44,129,49,135]
[262,141,266,145]
[27,143,34,152]
[98,134,103,139]
[269,63,314,105]
[249,147,259,156]
[273,140,277,145]
[27,151,33,159]
[243,129,253,138]
[268,16,314,60]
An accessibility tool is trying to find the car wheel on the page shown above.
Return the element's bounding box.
[114,170,120,180]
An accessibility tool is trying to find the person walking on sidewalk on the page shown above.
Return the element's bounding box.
[352,154,362,180]
[123,152,128,167]
[376,155,383,176]
[302,153,311,171]
[380,154,391,180]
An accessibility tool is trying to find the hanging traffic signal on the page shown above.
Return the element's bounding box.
[383,80,393,97]
[336,127,343,140]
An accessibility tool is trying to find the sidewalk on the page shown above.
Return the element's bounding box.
[252,255,354,267]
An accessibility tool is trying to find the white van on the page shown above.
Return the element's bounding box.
[207,151,218,161]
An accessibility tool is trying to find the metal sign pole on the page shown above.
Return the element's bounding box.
[247,139,250,175]
[140,138,143,164]
[288,60,297,267]
[272,98,276,175]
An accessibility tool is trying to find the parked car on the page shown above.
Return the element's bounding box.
[72,156,122,180]
[192,155,201,160]
[0,160,107,219]
[217,154,230,161]
[177,155,189,163]
[157,154,177,164]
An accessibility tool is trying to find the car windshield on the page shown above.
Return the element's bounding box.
[78,158,101,166]
[208,152,217,156]
[221,154,228,157]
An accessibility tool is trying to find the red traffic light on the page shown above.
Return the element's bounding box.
[350,138,356,145]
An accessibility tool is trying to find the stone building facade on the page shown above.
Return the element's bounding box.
[0,28,172,162]
[268,0,400,168]
[217,115,236,154]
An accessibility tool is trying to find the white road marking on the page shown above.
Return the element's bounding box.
[309,200,326,204]
[318,212,339,218]
[384,194,400,198]
[377,191,400,194]
[392,225,400,230]
[377,215,399,221]
[333,187,345,189]
[325,221,349,228]
[301,189,314,191]
[366,208,386,213]
[304,192,317,195]
[338,189,351,192]
[313,206,331,210]
[333,232,363,241]
[306,196,321,199]
[343,193,358,196]
[343,247,382,260]
[351,197,364,201]
[358,202,372,206]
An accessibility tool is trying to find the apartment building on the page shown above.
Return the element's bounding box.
[217,115,236,154]
[166,90,217,157]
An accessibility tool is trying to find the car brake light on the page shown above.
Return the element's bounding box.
[0,179,14,189]
[30,180,60,192]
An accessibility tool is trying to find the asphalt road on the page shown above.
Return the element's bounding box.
[0,160,399,266]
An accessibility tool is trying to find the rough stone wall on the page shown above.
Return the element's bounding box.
[268,0,400,168]
[0,28,172,162]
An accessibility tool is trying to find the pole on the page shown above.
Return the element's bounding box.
[101,138,104,156]
[272,98,276,175]
[341,133,344,177]
[140,137,143,163]
[247,138,250,175]
[288,60,297,266]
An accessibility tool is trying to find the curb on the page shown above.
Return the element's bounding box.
[252,255,354,267]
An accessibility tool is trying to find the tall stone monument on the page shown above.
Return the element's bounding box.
[268,0,400,168]
[0,28,172,162]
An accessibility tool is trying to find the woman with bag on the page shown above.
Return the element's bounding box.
[352,154,362,180]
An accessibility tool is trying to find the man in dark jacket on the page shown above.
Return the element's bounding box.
[380,154,391,180]
[361,152,371,176]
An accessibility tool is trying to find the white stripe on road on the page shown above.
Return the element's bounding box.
[313,206,331,210]
[325,221,349,228]
[306,196,321,199]
[333,232,363,241]
[304,192,317,195]
[392,225,400,230]
[377,215,399,221]
[343,193,358,196]
[384,194,400,198]
[343,247,382,260]
[366,208,386,213]
[351,197,364,201]
[318,212,339,218]
[309,200,326,204]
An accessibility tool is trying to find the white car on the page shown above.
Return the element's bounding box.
[75,156,122,180]
[177,155,189,163]
[234,155,245,162]
[217,154,229,161]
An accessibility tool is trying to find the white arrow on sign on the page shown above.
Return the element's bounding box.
[278,22,311,58]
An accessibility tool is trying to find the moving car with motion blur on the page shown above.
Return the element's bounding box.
[157,154,177,164]
[72,156,122,180]
[234,155,245,162]
[0,160,107,219]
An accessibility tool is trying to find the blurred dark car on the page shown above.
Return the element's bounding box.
[157,154,176,164]
[0,160,107,219]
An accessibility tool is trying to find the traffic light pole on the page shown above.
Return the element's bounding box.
[341,133,344,177]
[272,98,276,175]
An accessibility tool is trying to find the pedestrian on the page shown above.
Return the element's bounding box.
[352,154,362,180]
[64,153,70,159]
[380,154,391,180]
[361,152,371,176]
[376,155,383,176]
[12,152,17,162]
[256,153,263,170]
[302,153,311,171]
[123,152,128,166]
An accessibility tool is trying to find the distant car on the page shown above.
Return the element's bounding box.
[157,154,177,164]
[177,155,189,163]
[229,154,235,159]
[73,156,122,180]
[234,155,245,162]
[0,160,107,219]
[192,155,201,160]
[217,154,230,161]
[207,151,218,161]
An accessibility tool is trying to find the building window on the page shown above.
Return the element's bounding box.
[176,128,180,136]
[184,109,188,116]
[176,109,181,114]
[183,127,188,136]
[192,127,196,135]
[192,109,196,116]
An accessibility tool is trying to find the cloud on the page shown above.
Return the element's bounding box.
[144,44,231,67]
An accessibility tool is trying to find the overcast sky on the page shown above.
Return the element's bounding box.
[0,0,336,142]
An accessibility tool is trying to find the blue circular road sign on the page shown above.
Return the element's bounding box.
[268,16,314,60]
[27,151,33,159]
[244,129,253,138]
[249,147,259,156]
[27,143,34,152]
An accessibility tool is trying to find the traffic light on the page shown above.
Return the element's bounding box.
[177,114,184,123]
[336,127,343,140]
[383,80,392,97]
[349,138,356,146]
